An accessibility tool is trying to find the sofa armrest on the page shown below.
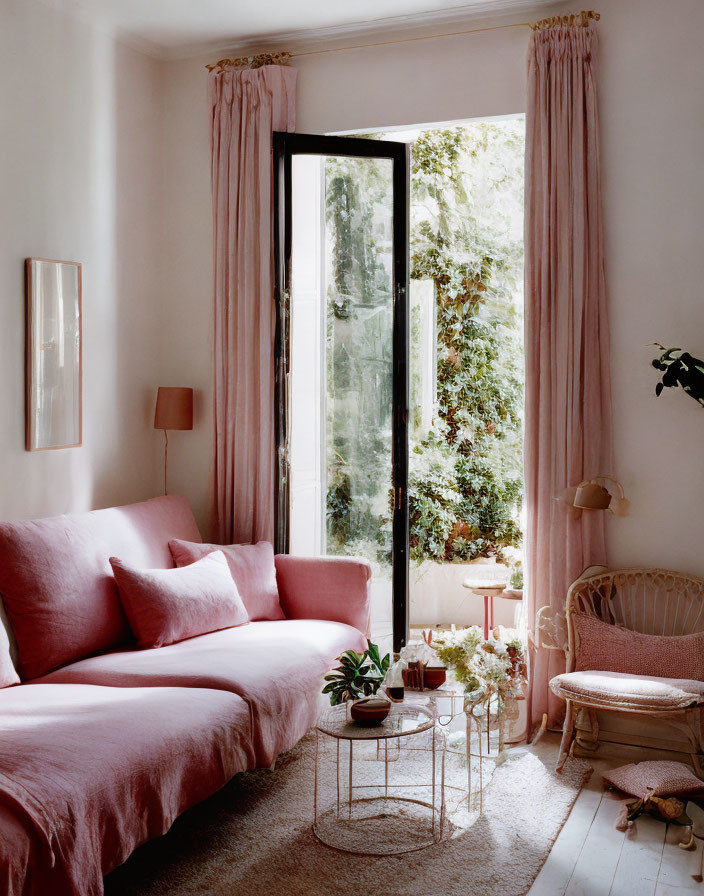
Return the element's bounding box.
[274,555,372,638]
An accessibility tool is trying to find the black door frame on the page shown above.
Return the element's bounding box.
[273,131,410,653]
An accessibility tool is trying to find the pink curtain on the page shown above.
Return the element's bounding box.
[524,25,613,730]
[209,65,296,544]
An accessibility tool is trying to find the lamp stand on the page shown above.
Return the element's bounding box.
[162,429,169,496]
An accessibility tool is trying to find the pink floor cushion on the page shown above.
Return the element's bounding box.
[169,539,284,621]
[30,620,367,767]
[603,761,704,799]
[0,495,202,680]
[110,550,249,649]
[550,670,704,711]
[0,683,254,896]
[573,614,704,680]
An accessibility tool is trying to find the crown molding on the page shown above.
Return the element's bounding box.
[34,0,568,63]
[161,0,565,63]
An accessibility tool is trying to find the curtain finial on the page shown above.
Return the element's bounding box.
[206,51,291,73]
[531,9,600,31]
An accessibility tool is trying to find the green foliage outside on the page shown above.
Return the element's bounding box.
[324,155,394,567]
[408,122,524,563]
[324,120,524,568]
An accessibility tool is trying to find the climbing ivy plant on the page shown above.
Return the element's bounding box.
[324,121,524,566]
[408,123,524,563]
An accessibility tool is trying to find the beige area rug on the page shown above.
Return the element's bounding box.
[105,735,590,896]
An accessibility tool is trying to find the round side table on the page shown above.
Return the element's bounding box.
[313,702,445,855]
[461,579,523,639]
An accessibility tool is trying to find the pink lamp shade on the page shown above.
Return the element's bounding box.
[154,388,193,431]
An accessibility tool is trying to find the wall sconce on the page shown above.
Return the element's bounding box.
[154,387,193,495]
[560,476,630,517]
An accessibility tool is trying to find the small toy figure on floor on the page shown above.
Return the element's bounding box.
[604,760,704,883]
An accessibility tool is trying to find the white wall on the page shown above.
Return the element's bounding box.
[598,0,704,572]
[159,0,704,567]
[0,0,164,521]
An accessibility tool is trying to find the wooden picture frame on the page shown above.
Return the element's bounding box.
[25,258,82,451]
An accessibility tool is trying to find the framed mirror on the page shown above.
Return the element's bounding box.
[25,258,82,451]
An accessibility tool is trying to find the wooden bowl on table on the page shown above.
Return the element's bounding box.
[350,697,391,726]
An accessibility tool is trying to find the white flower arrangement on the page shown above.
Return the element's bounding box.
[431,625,527,707]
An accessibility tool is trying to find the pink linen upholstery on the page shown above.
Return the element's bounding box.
[0,683,253,896]
[0,495,201,679]
[573,615,704,680]
[274,555,372,638]
[0,806,33,896]
[110,551,248,649]
[0,622,18,688]
[32,620,367,766]
[602,761,704,799]
[169,539,283,621]
[551,670,704,711]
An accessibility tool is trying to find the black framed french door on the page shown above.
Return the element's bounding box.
[273,132,409,653]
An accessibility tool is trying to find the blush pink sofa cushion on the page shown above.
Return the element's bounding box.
[110,551,249,649]
[0,495,202,680]
[573,614,704,680]
[274,554,372,637]
[0,624,18,689]
[550,670,704,711]
[33,619,368,767]
[169,539,284,621]
[0,683,253,896]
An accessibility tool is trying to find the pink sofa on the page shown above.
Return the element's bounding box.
[0,496,370,896]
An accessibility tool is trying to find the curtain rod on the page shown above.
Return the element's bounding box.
[206,9,599,71]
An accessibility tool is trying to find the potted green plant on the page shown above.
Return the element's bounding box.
[322,642,390,706]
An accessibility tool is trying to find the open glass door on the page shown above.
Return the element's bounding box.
[274,133,409,654]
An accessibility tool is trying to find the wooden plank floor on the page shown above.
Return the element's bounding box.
[528,736,704,896]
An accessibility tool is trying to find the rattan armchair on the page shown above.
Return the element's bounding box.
[551,567,704,773]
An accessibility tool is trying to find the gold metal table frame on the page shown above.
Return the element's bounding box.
[313,703,446,855]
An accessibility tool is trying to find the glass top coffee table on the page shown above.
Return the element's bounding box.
[313,702,445,855]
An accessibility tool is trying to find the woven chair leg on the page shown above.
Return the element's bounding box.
[556,700,575,773]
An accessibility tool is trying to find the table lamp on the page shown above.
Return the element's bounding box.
[154,387,193,495]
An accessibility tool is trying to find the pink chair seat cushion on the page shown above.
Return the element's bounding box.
[602,760,704,799]
[550,670,704,711]
[169,539,284,621]
[573,614,704,680]
[0,496,202,679]
[110,551,248,649]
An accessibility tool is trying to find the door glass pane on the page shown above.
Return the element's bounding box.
[289,153,395,653]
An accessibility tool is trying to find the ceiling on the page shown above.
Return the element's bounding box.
[50,0,561,59]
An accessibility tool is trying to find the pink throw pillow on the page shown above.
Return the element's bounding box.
[0,516,131,679]
[169,540,284,621]
[574,614,704,680]
[110,551,249,649]
[603,761,704,799]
